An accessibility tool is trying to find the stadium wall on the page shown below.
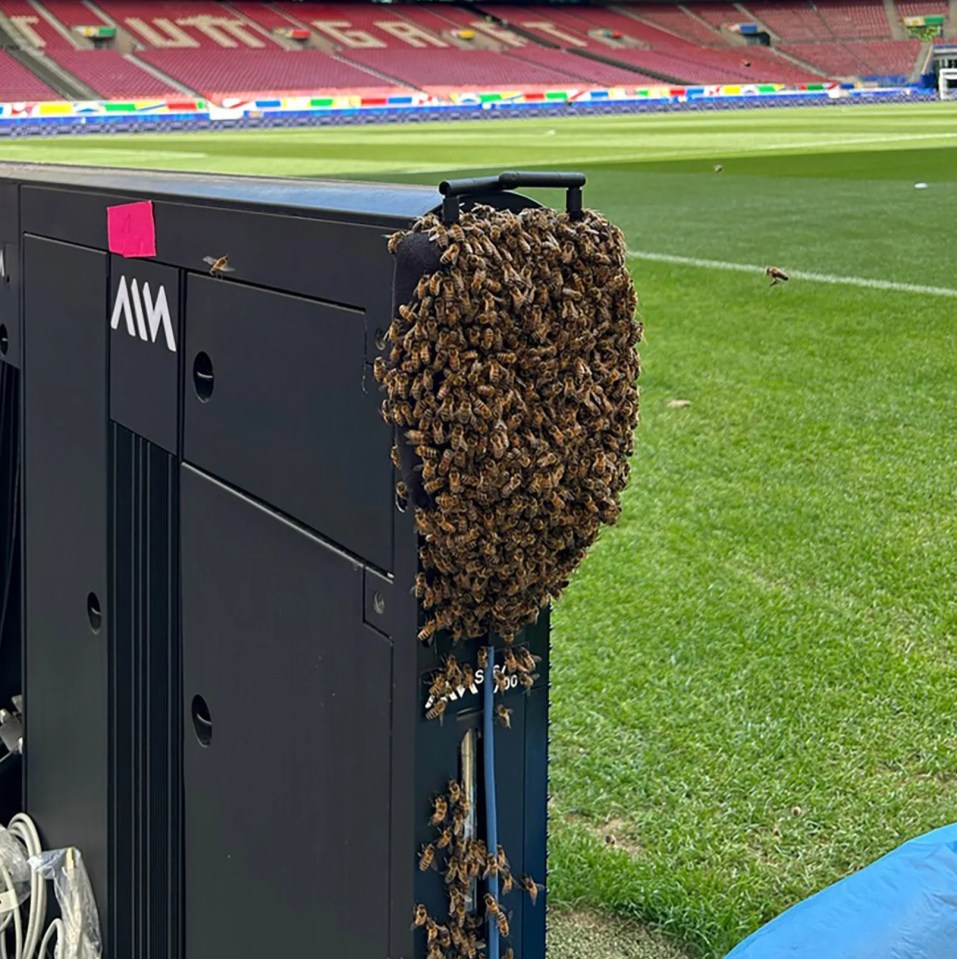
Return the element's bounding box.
[0,83,934,134]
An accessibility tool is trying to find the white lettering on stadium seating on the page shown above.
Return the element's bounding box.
[376,20,447,48]
[179,16,266,48]
[310,20,385,48]
[125,17,198,48]
[123,16,265,48]
[469,21,525,47]
[10,16,45,48]
[523,21,587,47]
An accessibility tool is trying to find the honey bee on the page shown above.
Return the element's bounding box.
[449,888,467,925]
[419,843,438,872]
[453,795,471,824]
[450,424,468,451]
[766,266,789,287]
[412,903,429,928]
[484,894,509,938]
[449,223,465,243]
[436,825,453,849]
[447,780,463,805]
[477,647,488,670]
[203,254,235,277]
[493,670,509,694]
[523,875,543,905]
[426,698,446,723]
[489,426,509,460]
[495,704,512,729]
[405,428,429,446]
[430,794,449,825]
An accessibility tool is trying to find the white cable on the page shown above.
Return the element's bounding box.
[37,920,61,959]
[0,814,52,959]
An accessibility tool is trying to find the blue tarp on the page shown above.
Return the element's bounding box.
[726,823,957,959]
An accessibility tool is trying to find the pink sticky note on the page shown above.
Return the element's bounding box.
[107,201,156,258]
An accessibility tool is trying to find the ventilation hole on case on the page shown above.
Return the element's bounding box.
[193,352,214,401]
[372,591,386,616]
[374,328,388,350]
[191,695,213,747]
[395,488,408,512]
[86,592,102,633]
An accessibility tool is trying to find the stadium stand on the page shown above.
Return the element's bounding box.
[139,48,405,98]
[0,1,946,102]
[227,1,306,35]
[620,3,727,46]
[341,47,581,88]
[503,45,662,84]
[486,4,822,82]
[390,3,480,38]
[813,1,894,38]
[687,2,746,29]
[781,38,919,74]
[46,49,181,96]
[95,0,281,47]
[272,2,452,47]
[0,0,76,48]
[738,1,835,39]
[0,46,58,98]
[896,0,948,16]
[46,0,111,29]
[896,0,956,37]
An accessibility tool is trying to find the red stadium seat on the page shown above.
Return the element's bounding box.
[0,48,59,98]
[48,49,181,97]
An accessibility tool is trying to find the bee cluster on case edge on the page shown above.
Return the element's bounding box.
[378,204,641,647]
[413,780,544,959]
[424,645,541,725]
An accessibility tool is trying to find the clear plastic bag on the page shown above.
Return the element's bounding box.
[0,826,31,913]
[27,849,102,959]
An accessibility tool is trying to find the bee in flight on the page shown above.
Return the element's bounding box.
[766,266,789,287]
[203,254,235,278]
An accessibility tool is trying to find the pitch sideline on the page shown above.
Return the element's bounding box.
[627,250,957,299]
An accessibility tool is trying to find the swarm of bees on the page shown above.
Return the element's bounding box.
[414,781,543,958]
[379,205,641,646]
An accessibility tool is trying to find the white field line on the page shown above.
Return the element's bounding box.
[627,250,957,298]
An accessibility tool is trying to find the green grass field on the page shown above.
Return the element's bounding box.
[7,102,956,957]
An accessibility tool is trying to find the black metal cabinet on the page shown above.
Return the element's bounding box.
[22,237,110,910]
[0,162,551,959]
[181,466,392,959]
[182,276,393,571]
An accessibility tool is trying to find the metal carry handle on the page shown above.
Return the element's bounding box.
[439,170,585,223]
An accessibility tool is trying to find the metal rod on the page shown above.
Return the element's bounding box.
[483,645,500,959]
